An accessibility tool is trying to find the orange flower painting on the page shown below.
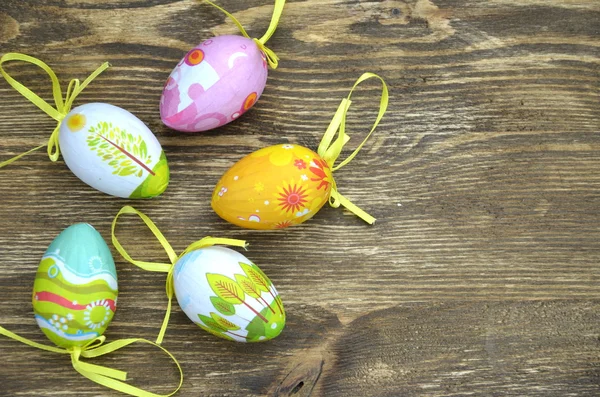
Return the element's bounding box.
[309,158,331,191]
[276,182,309,214]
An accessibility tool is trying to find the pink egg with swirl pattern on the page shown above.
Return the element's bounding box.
[160,35,268,132]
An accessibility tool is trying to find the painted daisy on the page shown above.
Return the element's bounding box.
[276,181,309,214]
[83,300,112,330]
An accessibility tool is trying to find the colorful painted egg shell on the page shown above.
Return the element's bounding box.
[59,103,169,198]
[32,223,118,348]
[212,144,333,230]
[160,35,268,132]
[173,246,284,342]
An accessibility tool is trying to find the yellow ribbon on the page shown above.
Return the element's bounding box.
[317,72,389,225]
[204,0,285,69]
[111,205,248,345]
[0,53,109,167]
[0,325,183,397]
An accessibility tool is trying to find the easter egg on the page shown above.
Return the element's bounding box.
[32,223,118,348]
[212,144,333,230]
[160,35,268,132]
[173,246,284,342]
[59,103,169,198]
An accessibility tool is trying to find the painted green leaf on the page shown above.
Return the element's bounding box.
[210,296,235,316]
[210,312,240,331]
[198,314,226,332]
[235,274,261,299]
[198,323,234,341]
[251,262,271,281]
[206,273,245,304]
[245,305,286,342]
[197,314,237,341]
[118,165,137,176]
[140,141,148,159]
[86,121,155,179]
[239,262,270,292]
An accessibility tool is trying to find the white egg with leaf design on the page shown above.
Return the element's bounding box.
[173,246,285,342]
[59,103,169,198]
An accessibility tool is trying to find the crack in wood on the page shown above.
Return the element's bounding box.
[273,357,325,397]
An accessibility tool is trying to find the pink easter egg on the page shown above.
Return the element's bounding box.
[160,35,268,132]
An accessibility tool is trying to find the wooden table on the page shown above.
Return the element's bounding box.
[0,1,598,396]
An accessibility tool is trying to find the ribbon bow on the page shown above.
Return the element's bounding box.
[204,0,285,69]
[316,72,389,224]
[0,53,109,167]
[0,325,183,397]
[111,205,247,345]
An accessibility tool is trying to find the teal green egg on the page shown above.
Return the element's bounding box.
[32,223,118,348]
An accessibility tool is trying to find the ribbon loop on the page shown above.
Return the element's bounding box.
[112,205,178,270]
[204,0,284,69]
[0,53,64,120]
[71,344,129,382]
[0,53,109,166]
[316,72,389,224]
[112,205,247,345]
[0,325,183,397]
[319,98,352,168]
[252,38,280,69]
[317,72,389,170]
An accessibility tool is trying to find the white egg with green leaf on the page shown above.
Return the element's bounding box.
[59,103,169,198]
[173,246,285,342]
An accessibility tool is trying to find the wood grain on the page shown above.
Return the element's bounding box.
[0,0,598,396]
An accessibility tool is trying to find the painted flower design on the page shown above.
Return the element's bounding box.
[294,159,307,170]
[184,48,204,66]
[84,300,112,330]
[66,114,86,132]
[275,220,293,229]
[218,187,228,197]
[254,182,265,192]
[49,314,69,331]
[309,158,332,190]
[276,181,309,214]
[88,256,103,272]
[243,92,258,111]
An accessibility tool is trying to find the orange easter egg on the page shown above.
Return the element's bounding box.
[212,144,333,230]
